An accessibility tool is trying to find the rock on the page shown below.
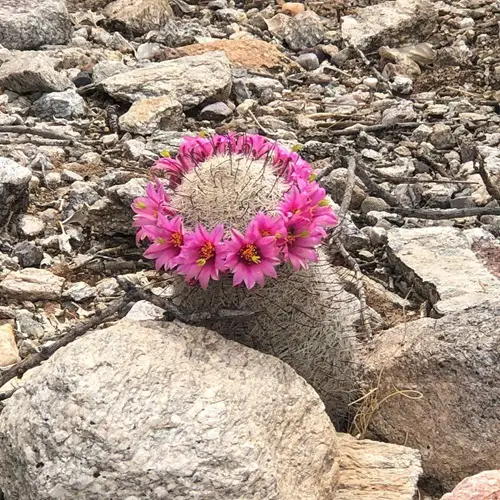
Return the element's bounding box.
[361,196,390,214]
[0,324,20,367]
[44,171,62,189]
[341,0,437,51]
[124,139,146,159]
[103,0,173,36]
[0,52,73,94]
[32,90,85,119]
[441,470,500,500]
[64,181,100,218]
[266,11,325,50]
[0,157,31,221]
[0,0,72,50]
[199,102,233,121]
[125,300,166,321]
[64,282,96,302]
[282,2,305,16]
[295,52,320,71]
[363,77,378,89]
[135,42,163,61]
[429,123,455,149]
[412,123,432,142]
[119,96,183,135]
[0,268,65,301]
[72,70,93,87]
[381,100,417,124]
[15,310,47,341]
[95,277,120,297]
[61,170,84,183]
[362,226,388,246]
[387,227,500,315]
[12,241,44,268]
[364,301,500,490]
[16,214,45,238]
[0,320,340,499]
[390,75,413,94]
[177,39,297,73]
[322,168,367,210]
[92,60,129,84]
[101,52,232,108]
[336,433,422,500]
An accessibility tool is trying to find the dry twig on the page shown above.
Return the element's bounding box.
[388,206,500,219]
[476,149,500,202]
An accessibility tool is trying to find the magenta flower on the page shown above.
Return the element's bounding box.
[153,157,188,188]
[298,180,338,227]
[279,186,313,220]
[142,215,184,271]
[236,134,275,159]
[225,226,281,289]
[282,214,323,270]
[177,136,214,171]
[174,224,226,289]
[249,212,286,246]
[132,180,173,228]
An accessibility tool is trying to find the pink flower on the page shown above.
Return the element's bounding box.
[279,186,313,220]
[174,224,226,289]
[177,136,214,171]
[249,212,286,246]
[236,134,275,159]
[132,181,173,228]
[272,146,313,182]
[142,215,184,271]
[282,214,323,270]
[212,133,237,155]
[298,180,338,227]
[225,225,281,289]
[153,157,187,188]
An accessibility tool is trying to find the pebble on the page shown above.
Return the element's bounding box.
[12,241,44,268]
[64,282,96,302]
[44,172,62,189]
[295,53,320,71]
[362,77,378,89]
[199,102,233,121]
[361,196,391,214]
[17,214,46,238]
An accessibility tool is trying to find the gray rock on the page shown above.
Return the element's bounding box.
[125,300,166,321]
[32,90,85,119]
[16,214,45,238]
[92,60,129,84]
[266,11,325,50]
[95,277,120,297]
[0,268,65,300]
[364,300,500,490]
[0,320,339,500]
[64,282,96,302]
[341,0,437,51]
[107,178,148,207]
[12,241,44,268]
[323,168,367,210]
[390,75,413,94]
[61,170,84,183]
[387,227,500,315]
[101,52,232,108]
[103,0,173,36]
[429,123,455,149]
[0,52,73,94]
[64,181,100,218]
[44,171,62,189]
[361,226,388,247]
[295,53,320,71]
[233,75,283,103]
[381,100,417,125]
[0,0,72,50]
[0,157,31,220]
[15,310,46,340]
[119,96,183,135]
[361,196,390,214]
[199,102,233,121]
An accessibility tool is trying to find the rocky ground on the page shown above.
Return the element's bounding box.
[0,0,500,499]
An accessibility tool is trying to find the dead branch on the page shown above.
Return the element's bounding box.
[0,125,80,142]
[355,161,399,207]
[339,155,357,221]
[387,206,500,219]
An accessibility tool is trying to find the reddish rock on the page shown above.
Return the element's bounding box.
[441,470,500,500]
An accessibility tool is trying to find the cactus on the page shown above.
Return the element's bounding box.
[132,133,362,427]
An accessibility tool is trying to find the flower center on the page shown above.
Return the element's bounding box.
[196,241,216,267]
[170,232,183,247]
[261,230,271,236]
[239,244,261,264]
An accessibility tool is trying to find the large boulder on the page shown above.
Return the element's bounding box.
[0,0,72,50]
[441,470,500,500]
[0,157,31,221]
[386,227,500,315]
[0,320,340,500]
[363,301,500,491]
[100,52,232,108]
[341,0,437,51]
[103,0,173,36]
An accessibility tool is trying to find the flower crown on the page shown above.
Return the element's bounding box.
[131,133,338,289]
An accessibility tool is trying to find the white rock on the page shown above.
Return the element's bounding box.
[0,268,65,301]
[125,300,166,321]
[363,77,378,89]
[0,0,72,50]
[101,52,232,108]
[0,320,339,499]
[17,214,45,238]
[64,282,96,302]
[32,90,85,119]
[119,96,183,135]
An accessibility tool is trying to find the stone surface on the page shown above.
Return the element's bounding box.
[125,300,166,321]
[0,324,20,367]
[16,214,45,238]
[381,100,417,124]
[336,433,422,500]
[101,52,232,108]
[64,282,96,302]
[177,39,297,73]
[32,90,86,119]
[199,101,233,121]
[12,241,44,268]
[103,0,173,36]
[0,52,73,94]
[387,227,500,315]
[0,320,340,500]
[0,157,31,221]
[0,0,72,50]
[341,0,437,51]
[429,123,455,149]
[266,11,325,50]
[119,96,183,135]
[323,168,367,210]
[364,301,500,490]
[0,268,65,301]
[441,470,500,500]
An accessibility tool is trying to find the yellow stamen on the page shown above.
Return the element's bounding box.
[196,258,207,267]
[160,149,171,158]
[156,237,166,244]
[170,232,183,247]
[318,199,329,207]
[135,201,147,209]
[197,241,216,266]
[261,230,271,236]
[292,144,303,152]
[308,173,317,182]
[239,244,261,264]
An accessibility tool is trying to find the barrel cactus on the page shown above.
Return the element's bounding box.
[132,133,362,427]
